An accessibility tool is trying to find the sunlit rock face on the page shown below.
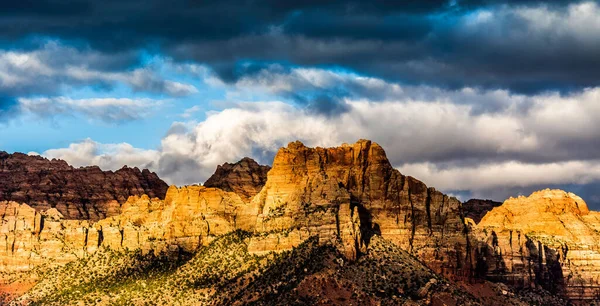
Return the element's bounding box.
[476,189,600,302]
[249,140,471,276]
[0,186,254,274]
[0,151,168,221]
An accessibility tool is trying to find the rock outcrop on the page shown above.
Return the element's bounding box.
[204,157,270,200]
[249,140,471,277]
[475,189,600,302]
[463,199,502,223]
[0,152,168,220]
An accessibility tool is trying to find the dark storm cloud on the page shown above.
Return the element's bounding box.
[1,0,597,94]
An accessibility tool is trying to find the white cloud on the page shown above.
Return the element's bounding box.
[398,160,600,192]
[43,139,160,171]
[19,97,164,122]
[38,67,600,203]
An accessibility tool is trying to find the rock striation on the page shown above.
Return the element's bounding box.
[463,199,502,223]
[475,189,600,302]
[204,157,270,200]
[0,152,168,220]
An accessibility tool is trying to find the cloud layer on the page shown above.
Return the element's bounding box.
[41,68,600,205]
[4,1,600,208]
[1,2,599,93]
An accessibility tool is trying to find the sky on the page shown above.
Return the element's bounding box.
[2,0,600,207]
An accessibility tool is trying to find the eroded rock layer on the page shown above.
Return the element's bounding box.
[475,189,600,302]
[0,152,168,220]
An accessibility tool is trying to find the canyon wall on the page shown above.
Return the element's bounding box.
[0,152,168,220]
[462,199,502,223]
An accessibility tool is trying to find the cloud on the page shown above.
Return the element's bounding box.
[18,97,165,123]
[0,42,197,118]
[40,83,600,204]
[0,1,596,94]
[43,139,160,171]
[399,160,600,192]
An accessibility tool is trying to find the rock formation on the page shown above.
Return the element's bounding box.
[7,141,600,303]
[0,140,472,281]
[463,199,502,223]
[0,185,257,274]
[204,157,270,200]
[475,189,600,302]
[249,140,471,277]
[0,151,168,220]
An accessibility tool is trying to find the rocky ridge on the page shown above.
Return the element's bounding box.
[0,152,168,220]
[248,140,471,278]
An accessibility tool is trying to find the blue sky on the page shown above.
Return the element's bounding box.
[2,1,600,207]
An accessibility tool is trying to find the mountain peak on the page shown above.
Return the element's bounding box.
[204,157,271,200]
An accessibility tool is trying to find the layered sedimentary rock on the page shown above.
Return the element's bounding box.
[463,199,502,223]
[0,152,168,220]
[0,185,256,274]
[475,189,600,301]
[249,140,471,277]
[204,157,270,200]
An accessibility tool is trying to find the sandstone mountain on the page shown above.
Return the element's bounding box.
[0,151,168,220]
[1,141,597,305]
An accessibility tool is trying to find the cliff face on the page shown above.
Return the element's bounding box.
[0,185,253,274]
[203,157,271,200]
[6,140,600,304]
[475,189,600,302]
[249,140,471,277]
[0,152,168,220]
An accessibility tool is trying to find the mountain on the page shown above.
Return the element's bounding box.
[1,140,597,305]
[0,151,168,220]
